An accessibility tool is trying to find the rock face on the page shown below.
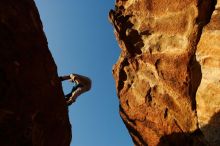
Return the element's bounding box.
[196,0,220,145]
[0,0,71,146]
[109,0,220,145]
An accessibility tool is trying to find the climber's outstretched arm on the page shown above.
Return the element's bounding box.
[59,75,74,81]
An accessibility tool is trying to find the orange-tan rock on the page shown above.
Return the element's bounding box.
[196,0,220,145]
[110,0,219,145]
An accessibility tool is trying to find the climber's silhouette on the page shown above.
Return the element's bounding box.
[60,74,91,106]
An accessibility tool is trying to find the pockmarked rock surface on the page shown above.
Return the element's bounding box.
[0,0,71,146]
[109,0,220,145]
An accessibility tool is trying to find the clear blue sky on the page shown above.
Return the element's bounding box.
[35,1,133,146]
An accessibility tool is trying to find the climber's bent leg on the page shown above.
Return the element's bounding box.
[66,87,87,106]
[65,84,79,98]
[65,92,72,98]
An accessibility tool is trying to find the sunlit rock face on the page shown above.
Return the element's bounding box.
[196,0,220,145]
[109,0,219,145]
[0,0,71,146]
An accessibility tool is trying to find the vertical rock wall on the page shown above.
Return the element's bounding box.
[196,0,220,145]
[109,0,219,145]
[0,0,71,146]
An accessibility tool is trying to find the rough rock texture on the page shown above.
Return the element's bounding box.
[196,0,220,145]
[0,0,71,146]
[109,0,219,145]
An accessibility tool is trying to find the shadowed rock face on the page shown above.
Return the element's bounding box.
[109,0,220,145]
[0,0,71,146]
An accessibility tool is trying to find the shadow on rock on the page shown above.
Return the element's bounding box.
[157,111,220,146]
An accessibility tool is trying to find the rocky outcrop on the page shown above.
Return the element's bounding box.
[196,0,220,145]
[0,0,71,146]
[109,0,220,145]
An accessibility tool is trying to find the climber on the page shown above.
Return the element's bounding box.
[59,73,92,106]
